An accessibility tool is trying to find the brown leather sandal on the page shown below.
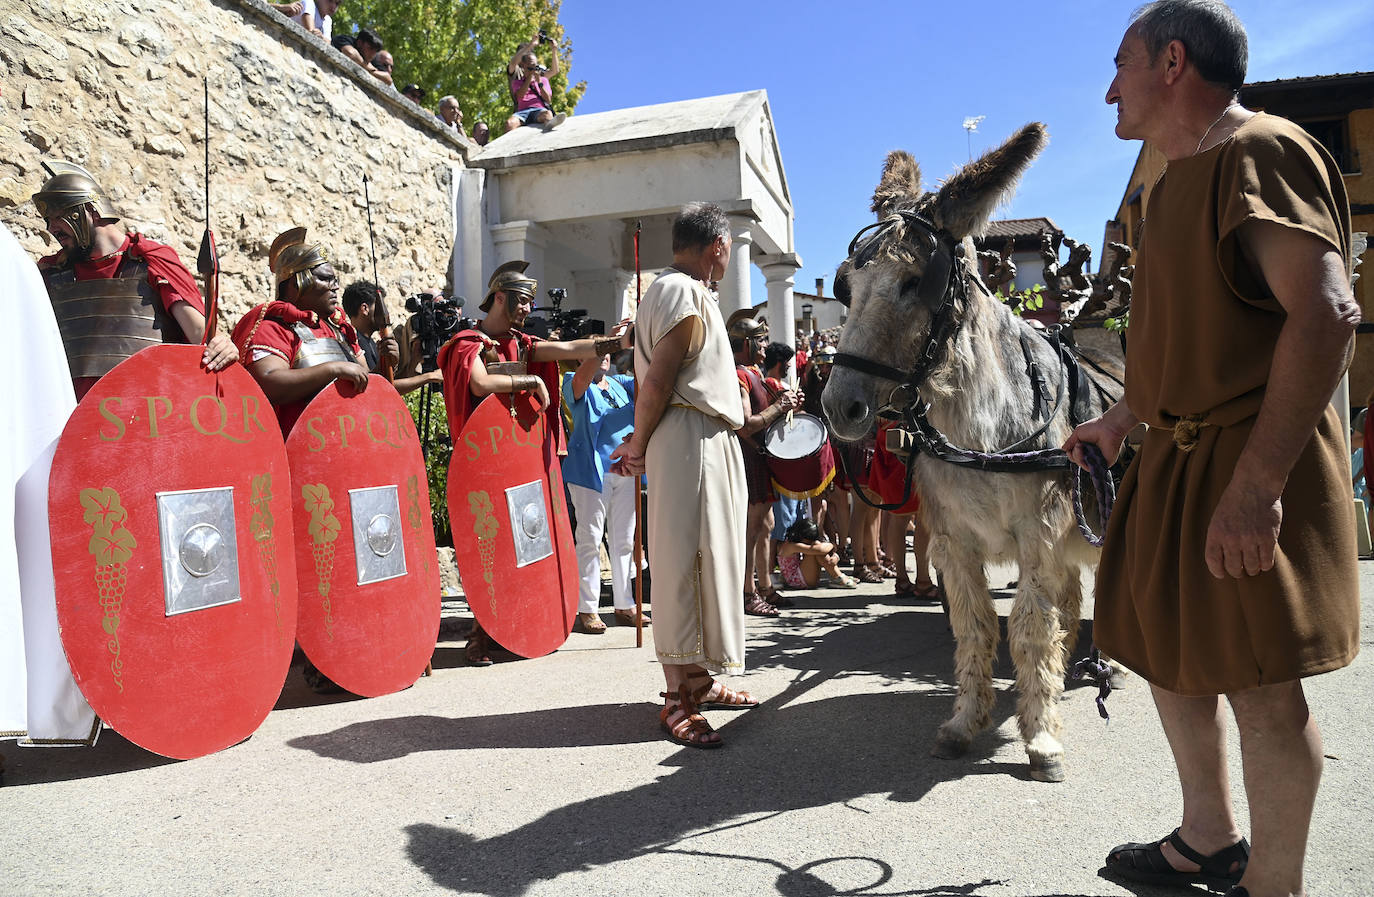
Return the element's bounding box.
[465,625,494,667]
[744,591,780,617]
[687,670,758,709]
[659,683,722,749]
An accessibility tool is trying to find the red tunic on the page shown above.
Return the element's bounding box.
[736,364,775,504]
[39,233,207,400]
[437,328,564,456]
[230,301,362,435]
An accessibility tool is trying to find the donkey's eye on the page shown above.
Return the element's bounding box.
[900,277,921,297]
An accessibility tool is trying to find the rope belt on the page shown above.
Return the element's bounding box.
[1172,414,1209,452]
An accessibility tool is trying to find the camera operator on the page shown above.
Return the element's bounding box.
[505,30,565,133]
[343,279,441,395]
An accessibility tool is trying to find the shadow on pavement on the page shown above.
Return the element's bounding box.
[398,609,1050,896]
[0,728,180,786]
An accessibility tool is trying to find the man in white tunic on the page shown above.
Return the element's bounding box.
[0,223,98,768]
[611,203,758,748]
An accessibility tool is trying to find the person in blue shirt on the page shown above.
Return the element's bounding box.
[562,352,648,633]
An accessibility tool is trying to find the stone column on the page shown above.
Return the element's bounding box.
[488,220,548,284]
[758,253,803,384]
[717,214,754,317]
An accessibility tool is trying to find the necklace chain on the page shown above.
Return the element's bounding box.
[1194,102,1238,155]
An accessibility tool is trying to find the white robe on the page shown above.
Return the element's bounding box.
[0,223,98,746]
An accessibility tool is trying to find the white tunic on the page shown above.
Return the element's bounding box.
[0,223,98,746]
[634,269,747,673]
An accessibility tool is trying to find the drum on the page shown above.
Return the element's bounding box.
[763,412,836,500]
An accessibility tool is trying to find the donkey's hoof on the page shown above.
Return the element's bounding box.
[931,730,970,759]
[1028,754,1066,783]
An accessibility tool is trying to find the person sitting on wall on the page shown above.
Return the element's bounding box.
[286,0,337,40]
[230,227,369,435]
[332,28,392,84]
[505,32,566,133]
[370,50,396,86]
[436,96,466,137]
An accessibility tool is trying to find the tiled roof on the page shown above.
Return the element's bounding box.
[983,217,1061,239]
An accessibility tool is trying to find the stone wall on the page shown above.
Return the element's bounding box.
[0,0,470,325]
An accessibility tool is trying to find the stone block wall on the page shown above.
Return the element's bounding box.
[0,0,469,325]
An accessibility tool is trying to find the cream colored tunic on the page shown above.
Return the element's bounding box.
[635,268,747,673]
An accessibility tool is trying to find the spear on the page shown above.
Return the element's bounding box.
[195,77,220,344]
[632,219,644,648]
[362,172,395,382]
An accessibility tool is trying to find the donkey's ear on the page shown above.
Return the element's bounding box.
[833,259,853,307]
[871,151,922,218]
[931,123,1047,238]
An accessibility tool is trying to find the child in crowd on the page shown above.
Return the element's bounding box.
[777,519,859,590]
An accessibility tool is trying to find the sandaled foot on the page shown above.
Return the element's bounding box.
[855,565,884,584]
[893,580,918,598]
[574,612,607,634]
[464,633,494,667]
[1104,827,1248,891]
[613,608,650,627]
[659,684,722,749]
[912,581,943,602]
[759,588,793,608]
[687,671,758,709]
[832,573,860,589]
[744,592,780,616]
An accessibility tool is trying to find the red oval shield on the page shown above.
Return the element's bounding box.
[48,345,297,760]
[447,393,577,658]
[286,376,440,697]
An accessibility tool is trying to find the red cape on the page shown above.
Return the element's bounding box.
[438,328,564,456]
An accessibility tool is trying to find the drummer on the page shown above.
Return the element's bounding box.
[727,311,802,615]
[802,347,850,558]
[761,340,811,581]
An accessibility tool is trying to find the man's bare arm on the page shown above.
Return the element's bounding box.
[1205,220,1359,578]
[610,318,696,474]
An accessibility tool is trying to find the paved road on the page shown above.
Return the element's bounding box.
[4,562,1371,896]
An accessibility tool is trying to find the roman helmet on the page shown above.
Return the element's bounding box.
[725,309,768,351]
[269,227,329,297]
[32,160,120,251]
[481,259,538,313]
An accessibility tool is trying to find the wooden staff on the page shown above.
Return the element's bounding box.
[362,172,395,383]
[632,219,644,648]
[195,77,220,343]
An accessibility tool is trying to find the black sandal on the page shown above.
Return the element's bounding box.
[1104,827,1248,892]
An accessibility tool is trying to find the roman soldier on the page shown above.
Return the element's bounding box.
[231,227,369,435]
[32,160,238,400]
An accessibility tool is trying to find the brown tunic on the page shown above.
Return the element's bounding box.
[1095,113,1360,695]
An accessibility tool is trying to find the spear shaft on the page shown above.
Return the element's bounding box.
[362,173,394,381]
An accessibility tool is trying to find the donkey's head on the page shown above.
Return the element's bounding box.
[822,123,1048,440]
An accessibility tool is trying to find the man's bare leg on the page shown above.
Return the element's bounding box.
[1139,685,1245,871]
[660,661,721,746]
[744,502,771,594]
[1228,680,1321,897]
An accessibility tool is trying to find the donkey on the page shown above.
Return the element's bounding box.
[822,123,1120,782]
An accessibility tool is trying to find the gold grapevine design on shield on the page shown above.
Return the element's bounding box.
[467,490,499,617]
[302,483,341,641]
[249,474,283,643]
[79,488,137,693]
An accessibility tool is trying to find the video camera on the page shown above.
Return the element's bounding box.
[523,287,604,341]
[405,292,473,372]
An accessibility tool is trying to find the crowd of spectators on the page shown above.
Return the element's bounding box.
[266,9,554,146]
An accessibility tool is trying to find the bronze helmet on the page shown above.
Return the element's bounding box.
[481,259,538,313]
[32,160,120,251]
[269,227,329,296]
[725,308,768,349]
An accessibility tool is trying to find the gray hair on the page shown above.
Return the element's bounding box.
[438,95,459,110]
[672,202,730,252]
[1131,0,1247,92]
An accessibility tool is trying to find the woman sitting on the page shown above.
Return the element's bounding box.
[777,519,859,590]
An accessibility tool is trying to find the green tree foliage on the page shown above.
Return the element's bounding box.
[403,385,453,546]
[333,0,585,133]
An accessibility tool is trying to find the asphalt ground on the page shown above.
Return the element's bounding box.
[3,560,1371,897]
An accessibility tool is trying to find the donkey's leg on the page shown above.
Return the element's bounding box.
[1008,555,1069,782]
[1057,564,1084,661]
[930,534,998,759]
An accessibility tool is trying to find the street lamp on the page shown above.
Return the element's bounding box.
[801,302,814,335]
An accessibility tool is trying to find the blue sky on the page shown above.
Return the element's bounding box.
[560,0,1372,300]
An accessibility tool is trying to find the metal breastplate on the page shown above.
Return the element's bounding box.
[44,258,180,379]
[291,321,354,368]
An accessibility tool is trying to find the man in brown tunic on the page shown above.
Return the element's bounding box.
[1065,3,1360,896]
